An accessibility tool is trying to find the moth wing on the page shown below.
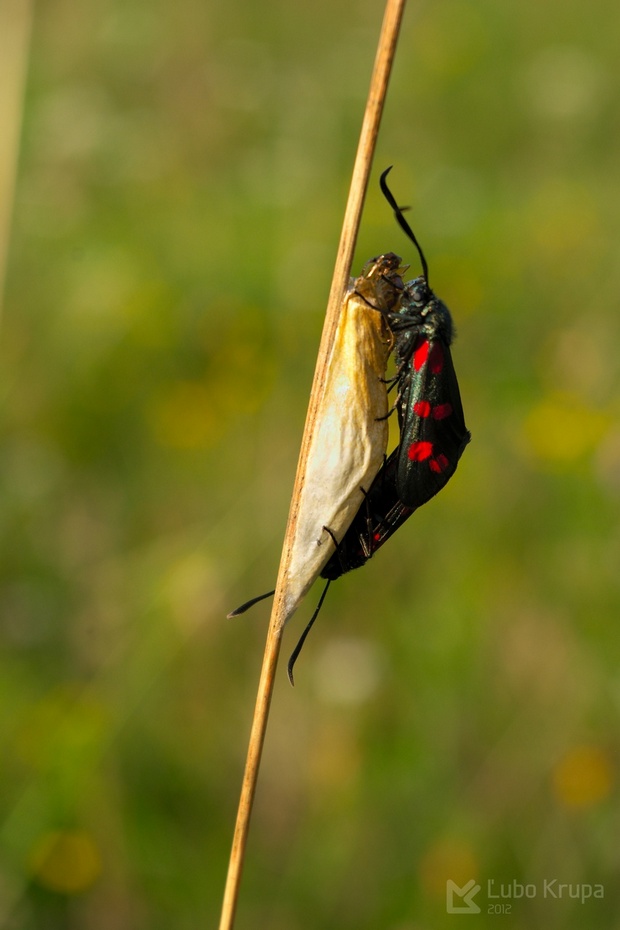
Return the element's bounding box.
[396,341,470,509]
[321,450,414,580]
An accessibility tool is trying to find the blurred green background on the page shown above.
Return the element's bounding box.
[2,0,620,927]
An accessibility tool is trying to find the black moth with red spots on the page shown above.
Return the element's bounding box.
[293,285,471,682]
[380,167,471,509]
[387,276,470,508]
[231,169,471,683]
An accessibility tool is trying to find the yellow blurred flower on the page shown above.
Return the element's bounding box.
[419,837,479,898]
[552,745,613,810]
[29,830,102,894]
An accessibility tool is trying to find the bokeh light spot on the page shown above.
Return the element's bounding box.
[313,636,385,705]
[521,46,606,120]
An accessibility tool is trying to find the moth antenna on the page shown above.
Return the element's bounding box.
[287,580,331,686]
[380,166,429,284]
[227,589,275,618]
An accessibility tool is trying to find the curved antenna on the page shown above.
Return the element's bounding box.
[380,166,429,283]
[227,589,275,618]
[287,580,331,685]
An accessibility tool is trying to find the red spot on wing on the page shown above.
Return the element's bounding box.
[413,339,429,371]
[413,400,432,417]
[429,453,450,473]
[429,343,445,374]
[432,403,453,420]
[408,441,433,461]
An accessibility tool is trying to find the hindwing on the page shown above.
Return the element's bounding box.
[321,450,414,581]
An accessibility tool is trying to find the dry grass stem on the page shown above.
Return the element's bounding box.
[218,1,407,927]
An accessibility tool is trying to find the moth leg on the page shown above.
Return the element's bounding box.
[376,396,400,421]
[357,489,375,560]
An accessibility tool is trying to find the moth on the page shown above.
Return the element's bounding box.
[380,167,471,510]
[230,252,405,630]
